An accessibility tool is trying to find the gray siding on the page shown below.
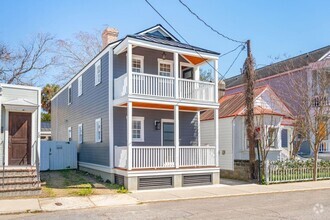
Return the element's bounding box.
[113,107,198,146]
[52,52,110,166]
[113,47,189,79]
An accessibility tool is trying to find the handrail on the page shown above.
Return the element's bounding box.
[178,78,215,86]
[132,72,175,80]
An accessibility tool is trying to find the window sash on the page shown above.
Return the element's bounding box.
[95,118,102,142]
[68,85,72,105]
[78,76,82,96]
[132,117,144,142]
[132,55,144,73]
[158,60,173,77]
[78,124,83,144]
[95,60,101,85]
[68,127,72,141]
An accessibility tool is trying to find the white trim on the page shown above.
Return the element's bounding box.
[4,109,8,165]
[318,50,330,61]
[137,25,179,42]
[132,116,145,142]
[113,167,220,177]
[95,118,102,143]
[95,59,102,86]
[132,55,144,73]
[161,119,174,146]
[67,84,72,105]
[0,83,41,91]
[158,59,173,77]
[78,123,83,144]
[78,76,83,97]
[109,48,114,168]
[51,42,120,101]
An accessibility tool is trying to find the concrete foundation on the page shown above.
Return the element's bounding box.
[220,160,250,181]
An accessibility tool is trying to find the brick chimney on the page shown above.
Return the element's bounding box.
[218,80,226,99]
[102,27,119,48]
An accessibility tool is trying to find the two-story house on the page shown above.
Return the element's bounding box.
[51,24,220,190]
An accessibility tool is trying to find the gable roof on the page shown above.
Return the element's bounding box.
[135,24,180,42]
[225,45,330,88]
[200,86,291,121]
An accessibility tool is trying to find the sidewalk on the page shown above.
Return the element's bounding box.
[1,180,330,215]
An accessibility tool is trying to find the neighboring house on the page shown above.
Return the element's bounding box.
[51,24,220,190]
[200,86,294,178]
[0,84,41,196]
[225,46,330,156]
[41,121,51,141]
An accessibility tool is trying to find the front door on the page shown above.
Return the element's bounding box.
[8,112,31,165]
[162,122,174,146]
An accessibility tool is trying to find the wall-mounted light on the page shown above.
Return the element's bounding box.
[154,120,161,130]
[162,52,166,60]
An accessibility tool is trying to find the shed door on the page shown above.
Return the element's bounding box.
[8,112,31,165]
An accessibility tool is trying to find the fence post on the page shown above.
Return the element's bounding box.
[265,160,270,185]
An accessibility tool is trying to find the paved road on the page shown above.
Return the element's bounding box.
[2,189,330,220]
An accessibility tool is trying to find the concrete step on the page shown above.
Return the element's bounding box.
[0,175,38,183]
[0,186,41,197]
[0,170,37,177]
[0,181,40,189]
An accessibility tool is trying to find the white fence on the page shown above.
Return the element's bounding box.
[266,160,330,184]
[40,141,77,171]
[178,79,215,102]
[115,146,216,169]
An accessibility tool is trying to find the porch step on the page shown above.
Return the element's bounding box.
[0,167,41,197]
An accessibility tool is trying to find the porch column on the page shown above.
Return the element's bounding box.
[214,108,219,166]
[127,43,132,95]
[174,52,179,99]
[127,101,133,170]
[214,59,219,102]
[174,105,180,168]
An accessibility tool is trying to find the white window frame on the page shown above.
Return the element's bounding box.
[132,116,144,142]
[95,118,102,143]
[158,59,173,77]
[95,59,101,86]
[78,76,83,97]
[68,84,72,105]
[78,124,83,144]
[132,55,144,73]
[68,127,72,141]
[161,119,174,146]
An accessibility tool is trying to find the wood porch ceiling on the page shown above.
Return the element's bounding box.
[182,54,207,65]
[120,102,207,111]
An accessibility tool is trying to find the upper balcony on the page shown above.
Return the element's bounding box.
[112,34,219,109]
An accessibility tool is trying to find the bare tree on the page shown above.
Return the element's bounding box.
[0,34,56,85]
[55,30,102,83]
[289,116,308,158]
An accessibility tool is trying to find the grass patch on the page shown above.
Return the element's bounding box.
[105,183,128,193]
[42,186,56,197]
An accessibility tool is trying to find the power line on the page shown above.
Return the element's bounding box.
[145,0,224,78]
[178,0,246,44]
[221,45,246,80]
[219,44,245,58]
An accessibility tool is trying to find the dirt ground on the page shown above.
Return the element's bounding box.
[40,170,122,197]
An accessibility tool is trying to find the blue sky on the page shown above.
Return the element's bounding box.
[1,0,329,84]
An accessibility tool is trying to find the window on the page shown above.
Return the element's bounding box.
[68,127,72,141]
[132,55,144,73]
[78,76,83,97]
[132,117,144,142]
[95,59,101,85]
[158,59,173,77]
[78,124,83,144]
[95,118,102,143]
[68,84,72,105]
[267,127,277,148]
[281,129,288,148]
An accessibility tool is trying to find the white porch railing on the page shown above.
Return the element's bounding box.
[114,146,216,169]
[179,146,216,167]
[319,140,330,153]
[178,78,215,102]
[132,146,175,169]
[114,72,216,102]
[132,73,174,98]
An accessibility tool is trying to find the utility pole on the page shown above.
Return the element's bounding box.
[243,39,257,180]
